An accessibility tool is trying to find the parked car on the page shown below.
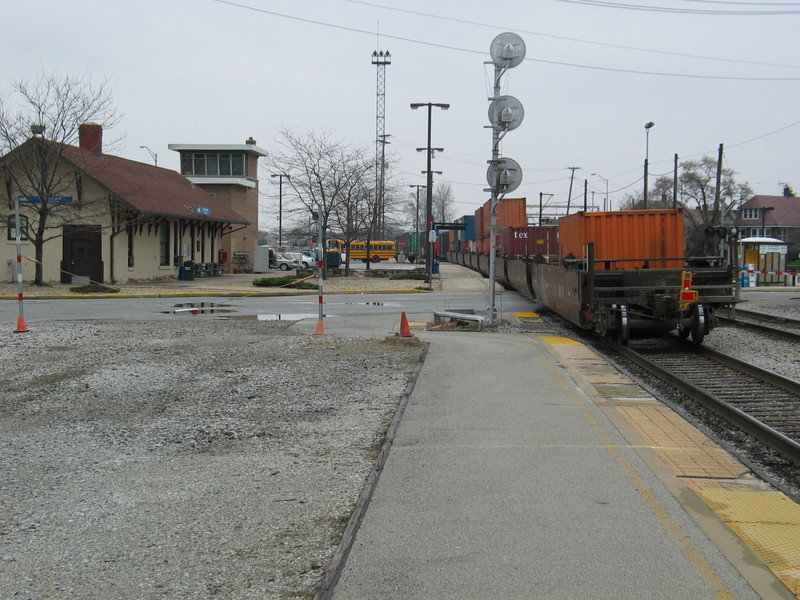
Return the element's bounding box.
[301,250,317,267]
[275,253,300,271]
[284,252,314,269]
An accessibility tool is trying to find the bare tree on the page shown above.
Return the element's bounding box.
[620,155,753,253]
[0,70,121,283]
[619,177,674,210]
[378,156,414,239]
[331,178,373,275]
[678,156,752,252]
[265,128,374,268]
[432,181,455,224]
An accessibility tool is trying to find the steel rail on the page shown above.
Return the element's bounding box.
[608,338,800,467]
[718,308,800,343]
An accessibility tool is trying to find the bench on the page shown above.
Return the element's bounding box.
[432,309,485,331]
[194,262,224,278]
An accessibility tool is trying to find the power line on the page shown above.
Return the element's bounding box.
[728,120,800,148]
[681,1,800,5]
[344,0,800,70]
[209,0,800,81]
[552,0,800,15]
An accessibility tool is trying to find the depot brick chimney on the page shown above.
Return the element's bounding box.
[78,123,103,153]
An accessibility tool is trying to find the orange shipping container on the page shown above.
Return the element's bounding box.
[480,197,527,233]
[558,209,684,269]
[475,206,485,239]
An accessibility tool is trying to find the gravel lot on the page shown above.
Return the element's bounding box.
[0,319,424,599]
[704,293,800,381]
[2,276,797,598]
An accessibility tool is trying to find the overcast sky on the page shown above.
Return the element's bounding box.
[4,0,799,230]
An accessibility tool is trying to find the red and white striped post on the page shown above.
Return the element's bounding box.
[13,197,29,333]
[313,202,325,335]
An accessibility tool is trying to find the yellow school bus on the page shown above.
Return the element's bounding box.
[328,239,397,263]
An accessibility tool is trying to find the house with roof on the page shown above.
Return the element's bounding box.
[734,195,800,263]
[1,123,249,285]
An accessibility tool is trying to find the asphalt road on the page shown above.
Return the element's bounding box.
[0,290,537,327]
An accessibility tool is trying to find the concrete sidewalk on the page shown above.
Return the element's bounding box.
[326,331,780,600]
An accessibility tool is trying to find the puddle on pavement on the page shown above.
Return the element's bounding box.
[162,302,238,315]
[343,301,400,307]
[226,313,335,321]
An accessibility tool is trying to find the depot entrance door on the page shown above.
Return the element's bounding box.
[61,226,102,284]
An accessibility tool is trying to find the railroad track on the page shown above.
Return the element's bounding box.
[717,307,800,343]
[607,336,800,466]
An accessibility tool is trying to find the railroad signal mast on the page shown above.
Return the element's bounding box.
[486,32,526,324]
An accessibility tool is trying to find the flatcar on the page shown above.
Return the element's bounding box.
[447,209,738,345]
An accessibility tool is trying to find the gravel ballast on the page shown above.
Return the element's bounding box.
[0,320,424,599]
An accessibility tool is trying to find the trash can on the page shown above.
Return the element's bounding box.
[432,259,440,274]
[325,250,342,269]
[183,260,195,281]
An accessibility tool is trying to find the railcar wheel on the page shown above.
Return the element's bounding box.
[690,304,707,345]
[595,310,607,337]
[616,305,630,345]
[595,307,612,338]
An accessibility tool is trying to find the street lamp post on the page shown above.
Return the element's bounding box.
[411,102,449,287]
[591,172,609,211]
[139,145,157,167]
[271,173,290,248]
[643,121,654,209]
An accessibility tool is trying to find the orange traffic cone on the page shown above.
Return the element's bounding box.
[314,319,326,335]
[399,312,412,337]
[14,315,30,333]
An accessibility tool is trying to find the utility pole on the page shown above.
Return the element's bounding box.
[583,179,588,211]
[566,167,580,215]
[409,184,426,247]
[377,133,390,238]
[673,153,679,209]
[643,121,654,209]
[712,143,724,255]
[270,173,290,248]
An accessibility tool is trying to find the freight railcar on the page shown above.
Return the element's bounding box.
[448,209,738,344]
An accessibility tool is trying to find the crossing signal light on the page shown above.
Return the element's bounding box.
[704,226,729,238]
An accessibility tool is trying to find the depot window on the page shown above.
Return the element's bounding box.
[742,209,759,220]
[7,215,28,241]
[180,152,246,177]
[159,222,170,266]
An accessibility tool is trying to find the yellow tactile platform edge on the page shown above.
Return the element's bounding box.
[616,405,748,479]
[514,311,540,319]
[698,491,800,595]
[539,334,800,598]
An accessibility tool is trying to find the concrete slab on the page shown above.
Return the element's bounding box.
[330,332,764,599]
